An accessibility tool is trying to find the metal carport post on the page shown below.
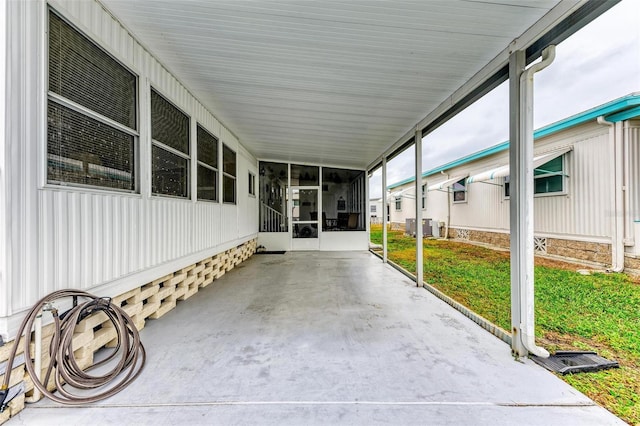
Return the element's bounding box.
[382,157,388,263]
[415,127,423,287]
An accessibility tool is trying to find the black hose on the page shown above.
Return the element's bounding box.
[1,289,145,406]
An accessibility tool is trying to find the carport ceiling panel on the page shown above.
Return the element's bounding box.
[100,0,561,168]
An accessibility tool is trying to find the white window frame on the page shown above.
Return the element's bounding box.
[196,124,218,202]
[533,155,567,197]
[504,154,567,199]
[395,196,402,211]
[150,88,191,199]
[47,8,139,194]
[248,171,256,197]
[452,178,467,204]
[222,144,237,204]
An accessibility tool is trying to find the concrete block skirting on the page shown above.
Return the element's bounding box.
[0,239,257,424]
[450,228,612,266]
[624,255,640,275]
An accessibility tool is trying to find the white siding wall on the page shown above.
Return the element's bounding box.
[388,194,415,226]
[1,0,258,334]
[538,127,611,238]
[423,188,449,226]
[238,145,259,238]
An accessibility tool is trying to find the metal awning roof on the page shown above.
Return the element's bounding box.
[467,147,572,183]
[427,175,468,192]
[99,0,616,170]
[388,186,415,200]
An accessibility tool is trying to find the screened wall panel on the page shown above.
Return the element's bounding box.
[322,167,365,231]
[259,162,288,232]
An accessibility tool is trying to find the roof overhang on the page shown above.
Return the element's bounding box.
[99,0,620,170]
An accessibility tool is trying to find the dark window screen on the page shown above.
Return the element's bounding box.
[152,145,189,197]
[197,125,218,168]
[198,165,217,201]
[151,89,189,154]
[47,102,135,190]
[49,11,136,129]
[223,175,236,203]
[223,145,236,177]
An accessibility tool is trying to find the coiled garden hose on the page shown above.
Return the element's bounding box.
[0,289,145,409]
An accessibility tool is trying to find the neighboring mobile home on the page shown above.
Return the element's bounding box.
[387,94,640,271]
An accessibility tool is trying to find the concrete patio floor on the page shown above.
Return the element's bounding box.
[13,251,623,425]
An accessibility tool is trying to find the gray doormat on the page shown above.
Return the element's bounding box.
[531,351,619,375]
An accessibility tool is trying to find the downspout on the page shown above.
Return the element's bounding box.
[597,116,624,272]
[623,122,633,249]
[518,45,556,358]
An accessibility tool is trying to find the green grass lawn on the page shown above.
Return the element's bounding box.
[370,225,640,424]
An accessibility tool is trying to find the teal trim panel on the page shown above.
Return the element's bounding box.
[605,105,640,123]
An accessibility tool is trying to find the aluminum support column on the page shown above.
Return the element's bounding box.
[415,128,423,287]
[508,49,527,357]
[509,46,554,358]
[382,157,388,263]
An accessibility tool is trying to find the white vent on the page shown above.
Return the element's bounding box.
[456,229,470,240]
[534,237,547,253]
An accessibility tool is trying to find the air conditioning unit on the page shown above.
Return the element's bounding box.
[406,218,433,237]
[430,219,440,238]
[405,218,416,236]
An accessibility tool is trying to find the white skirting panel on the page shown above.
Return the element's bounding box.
[257,233,290,252]
[320,231,369,251]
